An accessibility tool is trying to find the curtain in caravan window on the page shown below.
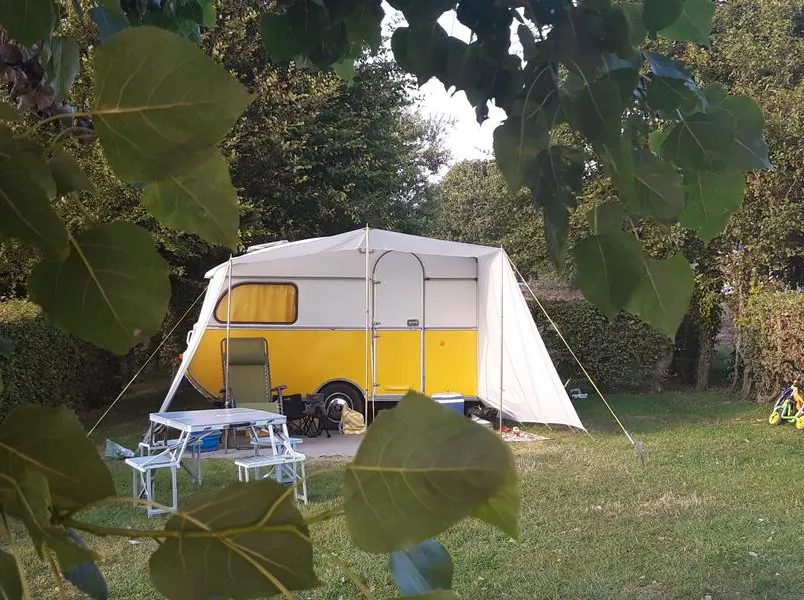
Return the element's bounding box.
[214,283,297,324]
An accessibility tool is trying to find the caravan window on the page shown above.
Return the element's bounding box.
[215,283,298,324]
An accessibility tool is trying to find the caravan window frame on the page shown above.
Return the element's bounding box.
[214,282,299,325]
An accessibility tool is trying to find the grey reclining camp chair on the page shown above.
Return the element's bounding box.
[220,337,286,410]
[221,337,293,451]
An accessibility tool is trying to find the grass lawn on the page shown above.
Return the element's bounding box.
[18,382,804,599]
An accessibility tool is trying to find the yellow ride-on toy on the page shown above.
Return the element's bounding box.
[768,361,804,427]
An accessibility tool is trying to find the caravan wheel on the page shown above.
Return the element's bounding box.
[319,382,364,428]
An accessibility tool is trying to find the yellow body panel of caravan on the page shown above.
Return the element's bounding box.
[189,329,367,396]
[374,330,421,395]
[187,328,478,400]
[424,330,478,396]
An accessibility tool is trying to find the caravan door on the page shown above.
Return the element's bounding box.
[372,251,424,399]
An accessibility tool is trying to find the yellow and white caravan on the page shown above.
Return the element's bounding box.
[158,229,583,428]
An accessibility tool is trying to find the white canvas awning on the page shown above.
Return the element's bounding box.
[161,228,584,429]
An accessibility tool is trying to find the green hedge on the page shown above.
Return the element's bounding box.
[531,300,674,392]
[0,300,125,415]
[737,291,804,399]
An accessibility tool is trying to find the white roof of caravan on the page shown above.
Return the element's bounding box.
[205,229,499,278]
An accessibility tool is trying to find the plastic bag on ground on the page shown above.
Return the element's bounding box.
[104,439,135,459]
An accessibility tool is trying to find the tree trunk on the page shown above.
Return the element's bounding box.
[762,388,779,404]
[696,335,714,392]
[740,364,753,399]
[652,347,674,393]
[730,330,742,393]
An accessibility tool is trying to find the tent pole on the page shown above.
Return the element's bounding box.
[224,255,233,408]
[365,226,371,425]
[419,253,425,397]
[499,246,504,433]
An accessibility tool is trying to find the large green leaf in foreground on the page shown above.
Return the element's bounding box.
[493,117,548,192]
[89,6,130,43]
[631,151,684,223]
[645,76,701,115]
[659,109,736,171]
[45,36,81,101]
[562,76,625,152]
[719,95,772,171]
[472,449,519,539]
[0,405,115,510]
[587,202,626,235]
[28,222,170,354]
[62,530,109,600]
[625,254,695,338]
[658,0,714,47]
[642,0,685,31]
[92,26,252,182]
[680,170,745,242]
[0,150,68,261]
[48,150,95,196]
[1,470,98,572]
[142,151,239,248]
[0,102,20,121]
[390,540,453,596]
[0,549,23,600]
[0,0,54,46]
[260,13,303,63]
[344,393,516,553]
[572,232,644,319]
[149,479,318,600]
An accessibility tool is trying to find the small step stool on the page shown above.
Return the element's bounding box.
[138,437,204,484]
[125,454,178,516]
[250,436,303,452]
[234,453,308,504]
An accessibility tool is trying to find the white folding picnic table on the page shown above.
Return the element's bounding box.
[128,408,286,516]
[150,407,286,438]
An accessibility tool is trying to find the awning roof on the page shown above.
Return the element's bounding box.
[205,229,499,278]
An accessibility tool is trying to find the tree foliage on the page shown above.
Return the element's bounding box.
[629,0,804,387]
[432,158,602,283]
[532,298,673,391]
[0,300,125,414]
[226,60,446,244]
[431,160,545,278]
[211,0,448,246]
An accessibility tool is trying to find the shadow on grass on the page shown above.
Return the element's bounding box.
[89,374,769,449]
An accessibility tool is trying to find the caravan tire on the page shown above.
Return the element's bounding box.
[319,382,364,429]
